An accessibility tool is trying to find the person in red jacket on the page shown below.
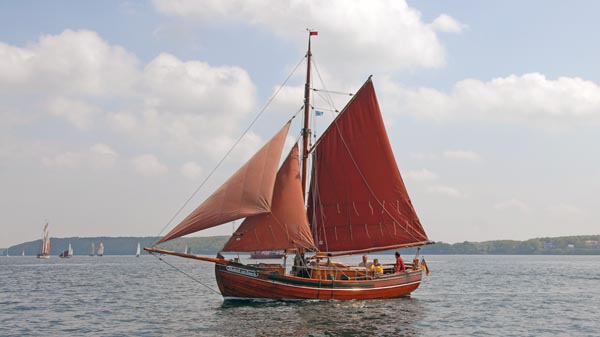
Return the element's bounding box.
[395,251,406,273]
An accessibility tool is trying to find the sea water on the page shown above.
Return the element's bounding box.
[1,255,598,336]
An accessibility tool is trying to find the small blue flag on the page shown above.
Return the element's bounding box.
[315,110,324,116]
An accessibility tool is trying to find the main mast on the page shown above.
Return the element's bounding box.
[301,30,315,200]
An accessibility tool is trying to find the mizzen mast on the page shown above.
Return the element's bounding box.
[301,30,317,199]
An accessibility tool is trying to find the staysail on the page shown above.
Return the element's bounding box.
[157,122,291,244]
[307,78,429,253]
[223,144,316,252]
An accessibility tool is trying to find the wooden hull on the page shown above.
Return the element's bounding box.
[215,262,422,300]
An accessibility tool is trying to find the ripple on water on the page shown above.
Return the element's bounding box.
[1,255,600,336]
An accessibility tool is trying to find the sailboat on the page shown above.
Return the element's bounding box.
[37,222,51,259]
[184,245,190,255]
[136,243,141,257]
[146,31,433,300]
[89,242,95,256]
[22,250,25,256]
[97,242,104,256]
[59,243,73,258]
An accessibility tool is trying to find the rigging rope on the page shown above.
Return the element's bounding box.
[153,54,307,242]
[149,251,221,295]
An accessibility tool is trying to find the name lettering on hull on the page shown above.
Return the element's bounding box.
[226,265,258,278]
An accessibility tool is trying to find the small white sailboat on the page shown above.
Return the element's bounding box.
[89,242,95,256]
[22,250,25,256]
[136,242,141,257]
[97,242,104,256]
[59,243,73,258]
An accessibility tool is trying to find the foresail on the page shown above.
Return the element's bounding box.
[223,144,315,252]
[307,79,429,253]
[157,122,291,244]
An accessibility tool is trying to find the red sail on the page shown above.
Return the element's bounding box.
[307,79,428,253]
[158,122,291,244]
[223,144,315,252]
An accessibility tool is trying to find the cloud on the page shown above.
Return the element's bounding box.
[131,154,168,177]
[42,151,82,170]
[0,29,261,164]
[90,143,119,169]
[443,150,482,162]
[428,185,463,198]
[42,143,118,170]
[0,29,139,97]
[493,198,529,212]
[47,97,99,130]
[152,0,465,74]
[404,168,438,182]
[386,73,600,128]
[181,161,203,180]
[431,14,467,33]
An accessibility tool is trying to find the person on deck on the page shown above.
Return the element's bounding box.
[371,259,383,275]
[395,251,406,273]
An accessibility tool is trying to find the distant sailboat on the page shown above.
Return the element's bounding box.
[184,245,190,254]
[97,242,104,256]
[136,243,141,257]
[37,222,50,259]
[59,243,73,258]
[89,242,95,256]
[22,250,25,256]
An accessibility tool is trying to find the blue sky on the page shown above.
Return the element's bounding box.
[1,1,598,248]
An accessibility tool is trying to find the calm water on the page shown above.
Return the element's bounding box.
[1,254,599,336]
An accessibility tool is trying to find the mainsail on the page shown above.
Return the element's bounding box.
[223,144,316,252]
[157,122,291,244]
[307,79,429,253]
[41,223,50,255]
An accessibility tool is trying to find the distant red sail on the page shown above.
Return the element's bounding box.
[307,79,428,252]
[223,144,315,252]
[158,122,291,244]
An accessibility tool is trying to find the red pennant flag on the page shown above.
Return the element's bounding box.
[310,31,318,36]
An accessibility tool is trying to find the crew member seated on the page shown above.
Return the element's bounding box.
[370,258,383,276]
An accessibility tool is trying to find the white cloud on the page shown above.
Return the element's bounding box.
[181,161,203,180]
[387,73,600,128]
[152,0,465,74]
[428,185,463,198]
[42,151,82,169]
[0,29,139,97]
[493,198,530,212]
[90,143,118,170]
[0,29,261,163]
[443,150,482,162]
[47,97,99,130]
[404,168,438,182]
[431,14,467,33]
[41,143,118,170]
[131,154,168,177]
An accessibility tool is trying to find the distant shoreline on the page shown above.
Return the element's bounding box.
[2,234,599,256]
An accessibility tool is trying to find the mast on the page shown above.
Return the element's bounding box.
[301,30,315,200]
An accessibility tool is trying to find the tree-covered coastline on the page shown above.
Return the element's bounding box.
[2,234,599,256]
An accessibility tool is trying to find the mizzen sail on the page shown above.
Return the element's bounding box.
[223,144,316,252]
[307,79,429,253]
[158,122,291,244]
